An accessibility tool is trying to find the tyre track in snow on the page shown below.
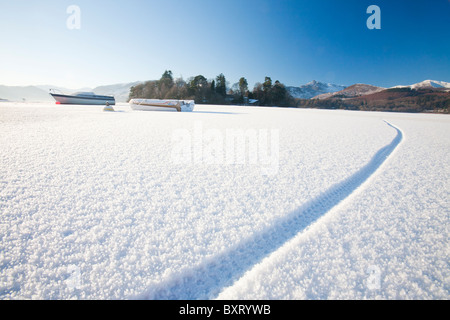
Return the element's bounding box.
[139,121,403,300]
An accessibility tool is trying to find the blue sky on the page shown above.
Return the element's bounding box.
[0,0,449,89]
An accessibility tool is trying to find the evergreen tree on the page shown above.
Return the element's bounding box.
[238,77,248,97]
[271,80,289,106]
[188,75,208,103]
[159,70,174,89]
[215,73,227,98]
[263,76,272,92]
[252,82,264,105]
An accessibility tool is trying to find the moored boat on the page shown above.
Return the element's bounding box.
[50,90,115,105]
[129,99,195,112]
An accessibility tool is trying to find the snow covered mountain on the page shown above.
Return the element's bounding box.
[92,81,143,102]
[392,80,450,90]
[0,85,53,102]
[287,80,346,99]
[314,83,386,100]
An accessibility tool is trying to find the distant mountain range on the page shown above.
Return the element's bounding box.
[295,79,450,113]
[288,79,450,100]
[286,80,347,99]
[89,81,143,102]
[0,85,54,102]
[392,80,450,90]
[313,84,386,99]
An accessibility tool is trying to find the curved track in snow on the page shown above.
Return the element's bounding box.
[140,121,403,300]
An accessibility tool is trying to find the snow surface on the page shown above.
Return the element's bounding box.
[0,102,448,300]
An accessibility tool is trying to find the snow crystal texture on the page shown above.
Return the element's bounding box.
[0,102,448,299]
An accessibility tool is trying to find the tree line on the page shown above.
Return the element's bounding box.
[128,70,294,107]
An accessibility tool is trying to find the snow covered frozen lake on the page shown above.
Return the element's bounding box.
[0,102,448,299]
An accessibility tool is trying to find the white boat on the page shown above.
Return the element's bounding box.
[129,99,195,112]
[50,90,115,105]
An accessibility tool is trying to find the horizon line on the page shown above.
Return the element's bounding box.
[2,78,449,91]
